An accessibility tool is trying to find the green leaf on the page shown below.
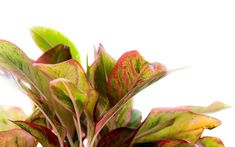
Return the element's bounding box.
[13,121,61,147]
[157,139,195,147]
[107,99,133,130]
[34,59,96,138]
[134,108,221,143]
[30,26,80,62]
[88,44,116,97]
[127,109,142,129]
[94,95,110,121]
[88,45,116,121]
[177,101,230,114]
[107,50,166,106]
[0,106,26,131]
[0,40,51,100]
[0,40,63,136]
[50,78,88,113]
[0,129,37,147]
[35,44,71,64]
[197,137,225,147]
[34,59,85,86]
[97,127,137,147]
[34,59,98,115]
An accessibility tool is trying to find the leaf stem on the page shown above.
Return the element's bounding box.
[62,81,83,147]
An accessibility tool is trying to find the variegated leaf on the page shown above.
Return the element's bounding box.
[30,26,80,62]
[134,108,221,143]
[35,44,71,64]
[0,129,37,147]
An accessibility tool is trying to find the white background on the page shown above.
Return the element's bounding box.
[0,0,234,146]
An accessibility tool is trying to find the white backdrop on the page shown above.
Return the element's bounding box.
[0,0,234,146]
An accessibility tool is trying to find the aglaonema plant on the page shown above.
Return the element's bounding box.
[0,26,229,147]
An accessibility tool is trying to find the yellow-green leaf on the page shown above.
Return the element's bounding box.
[0,106,26,131]
[177,101,230,114]
[197,137,225,147]
[30,26,80,62]
[134,108,221,143]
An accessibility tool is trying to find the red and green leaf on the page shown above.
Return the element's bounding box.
[34,59,86,86]
[157,139,195,147]
[0,106,26,131]
[30,26,80,62]
[197,136,225,147]
[13,121,61,147]
[88,45,116,122]
[35,44,71,64]
[50,78,89,113]
[0,129,37,147]
[97,127,137,147]
[95,51,166,140]
[0,40,51,100]
[35,59,99,116]
[88,44,116,97]
[107,99,134,131]
[107,50,166,106]
[134,108,221,143]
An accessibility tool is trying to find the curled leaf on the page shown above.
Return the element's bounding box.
[35,44,71,64]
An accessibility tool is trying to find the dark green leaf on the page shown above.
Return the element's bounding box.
[88,44,116,97]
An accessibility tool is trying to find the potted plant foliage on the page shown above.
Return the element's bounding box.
[0,27,229,147]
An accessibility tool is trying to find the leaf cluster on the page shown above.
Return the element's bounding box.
[0,27,229,147]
